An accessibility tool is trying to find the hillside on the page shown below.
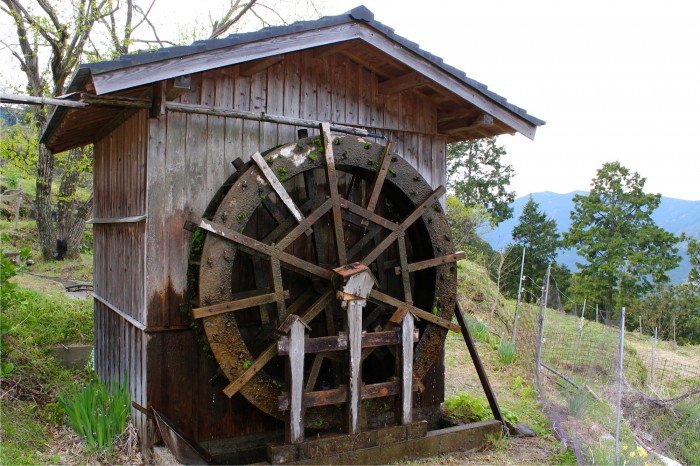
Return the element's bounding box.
[483,192,700,284]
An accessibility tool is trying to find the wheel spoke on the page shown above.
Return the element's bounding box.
[199,219,333,281]
[191,290,289,319]
[252,151,306,224]
[368,289,460,333]
[223,289,335,398]
[363,140,393,222]
[275,198,333,250]
[321,122,348,265]
[361,186,446,266]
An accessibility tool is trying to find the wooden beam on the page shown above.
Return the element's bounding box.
[313,41,358,59]
[321,122,348,265]
[378,72,430,94]
[369,289,461,333]
[356,25,539,139]
[440,113,494,133]
[198,219,334,281]
[394,251,466,275]
[0,92,86,107]
[165,102,384,138]
[87,215,146,224]
[91,23,363,94]
[165,75,191,100]
[251,151,305,223]
[222,290,334,398]
[191,290,289,319]
[239,56,284,76]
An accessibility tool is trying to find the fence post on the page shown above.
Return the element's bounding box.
[535,264,551,392]
[512,247,526,343]
[614,307,626,463]
[572,299,586,374]
[651,327,657,387]
[595,303,598,324]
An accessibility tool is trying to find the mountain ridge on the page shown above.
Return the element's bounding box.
[483,191,700,284]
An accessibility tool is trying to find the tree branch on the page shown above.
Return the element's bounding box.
[208,0,256,39]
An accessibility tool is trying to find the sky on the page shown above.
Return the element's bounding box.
[2,0,699,201]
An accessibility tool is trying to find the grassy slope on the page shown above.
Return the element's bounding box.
[2,220,697,464]
[1,222,94,464]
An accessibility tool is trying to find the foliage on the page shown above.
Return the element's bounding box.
[59,373,131,451]
[446,195,494,257]
[447,138,515,226]
[512,197,561,265]
[465,316,489,342]
[682,233,700,289]
[0,251,94,463]
[563,162,681,319]
[444,392,518,425]
[497,338,517,364]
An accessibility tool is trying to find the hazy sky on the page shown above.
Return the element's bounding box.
[2,1,698,200]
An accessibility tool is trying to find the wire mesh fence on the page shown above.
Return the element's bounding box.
[525,305,700,465]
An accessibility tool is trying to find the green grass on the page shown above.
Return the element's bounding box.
[1,251,95,464]
[0,402,55,465]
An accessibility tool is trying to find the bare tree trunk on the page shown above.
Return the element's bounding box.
[36,143,57,260]
[55,148,93,259]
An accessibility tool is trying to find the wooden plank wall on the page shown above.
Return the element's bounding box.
[145,49,448,442]
[92,110,150,450]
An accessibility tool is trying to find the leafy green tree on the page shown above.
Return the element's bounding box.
[1,0,322,259]
[447,138,515,226]
[681,233,700,289]
[563,162,681,322]
[508,197,561,297]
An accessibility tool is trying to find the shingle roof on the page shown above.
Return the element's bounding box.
[66,5,543,126]
[43,5,544,148]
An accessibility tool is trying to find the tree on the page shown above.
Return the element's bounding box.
[447,138,515,226]
[1,0,321,259]
[446,195,491,254]
[1,0,113,259]
[563,162,681,321]
[508,196,560,299]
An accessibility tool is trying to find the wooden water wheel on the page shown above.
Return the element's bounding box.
[190,124,460,430]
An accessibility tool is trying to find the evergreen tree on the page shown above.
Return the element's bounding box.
[505,197,561,301]
[563,162,680,321]
[447,138,515,226]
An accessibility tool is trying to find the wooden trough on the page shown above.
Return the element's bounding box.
[40,6,543,463]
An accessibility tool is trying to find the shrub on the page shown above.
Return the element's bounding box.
[59,373,130,451]
[497,338,517,364]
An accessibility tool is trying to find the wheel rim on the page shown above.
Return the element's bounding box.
[192,133,457,428]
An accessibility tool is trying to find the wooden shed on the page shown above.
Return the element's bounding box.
[42,6,543,463]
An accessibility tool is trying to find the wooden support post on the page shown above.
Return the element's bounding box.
[333,263,375,436]
[399,311,414,425]
[278,315,310,445]
[347,299,362,435]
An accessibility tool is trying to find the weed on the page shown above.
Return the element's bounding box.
[59,373,131,452]
[307,152,319,161]
[466,316,489,342]
[497,338,517,364]
[566,388,592,417]
[443,392,491,422]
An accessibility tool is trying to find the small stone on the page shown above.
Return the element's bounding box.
[509,422,536,437]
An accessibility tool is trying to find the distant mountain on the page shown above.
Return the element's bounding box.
[483,192,700,284]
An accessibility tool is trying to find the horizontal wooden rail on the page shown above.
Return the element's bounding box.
[87,215,147,224]
[92,293,191,333]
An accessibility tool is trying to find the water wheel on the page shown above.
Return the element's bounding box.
[190,125,459,430]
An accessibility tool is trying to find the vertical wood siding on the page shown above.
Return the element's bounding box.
[144,49,448,442]
[92,110,149,452]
